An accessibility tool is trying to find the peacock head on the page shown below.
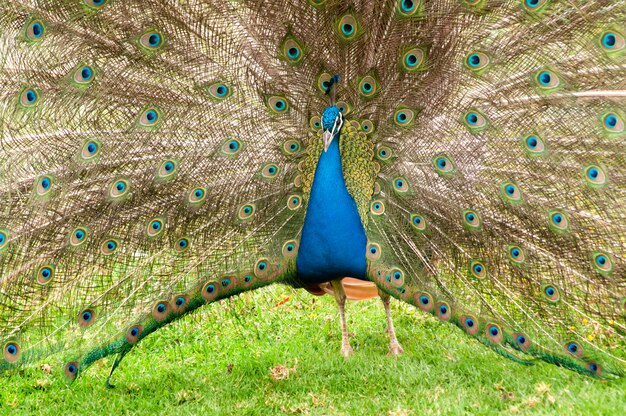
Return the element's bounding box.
[321,105,343,152]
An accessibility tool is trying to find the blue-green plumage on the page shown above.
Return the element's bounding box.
[296,106,367,284]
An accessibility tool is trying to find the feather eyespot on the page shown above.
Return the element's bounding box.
[138,30,164,51]
[393,177,409,193]
[522,134,546,156]
[25,20,45,41]
[267,96,289,114]
[397,0,422,17]
[20,88,39,107]
[317,72,333,94]
[410,213,426,232]
[592,251,613,275]
[202,281,219,301]
[366,243,381,261]
[535,70,560,90]
[376,145,393,161]
[171,294,190,314]
[310,116,321,131]
[583,165,607,188]
[513,333,531,351]
[393,108,415,127]
[101,238,119,255]
[152,301,171,321]
[188,187,207,205]
[254,258,271,278]
[220,138,243,157]
[35,175,53,197]
[401,47,426,72]
[109,179,130,200]
[238,203,256,220]
[436,302,451,321]
[501,181,523,203]
[358,75,380,98]
[73,65,95,85]
[564,341,583,358]
[139,108,160,127]
[336,101,352,115]
[3,342,21,363]
[361,119,374,134]
[586,362,602,376]
[465,52,490,72]
[523,0,548,11]
[338,15,359,41]
[0,229,8,252]
[600,31,624,53]
[207,82,232,100]
[470,261,487,279]
[463,110,488,130]
[80,139,101,160]
[548,210,569,233]
[281,37,304,64]
[65,362,79,380]
[283,139,302,155]
[84,0,109,9]
[486,324,503,343]
[388,268,404,288]
[146,218,165,238]
[261,163,279,179]
[126,325,144,344]
[433,155,456,175]
[287,195,302,210]
[70,227,88,247]
[175,237,190,252]
[461,315,479,335]
[507,245,526,265]
[36,265,54,285]
[602,112,624,133]
[415,292,434,313]
[156,159,178,180]
[78,309,96,328]
[241,273,255,288]
[462,210,482,230]
[370,200,385,215]
[542,283,560,303]
[282,240,298,257]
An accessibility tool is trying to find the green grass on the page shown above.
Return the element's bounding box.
[1,285,624,415]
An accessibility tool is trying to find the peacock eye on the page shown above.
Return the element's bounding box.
[138,30,165,52]
[139,108,161,127]
[282,37,304,64]
[26,20,45,41]
[535,69,560,90]
[267,96,289,113]
[393,108,415,126]
[20,88,40,107]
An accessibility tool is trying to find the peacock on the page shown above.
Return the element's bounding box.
[0,0,625,386]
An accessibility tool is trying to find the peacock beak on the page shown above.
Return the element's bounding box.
[322,130,334,152]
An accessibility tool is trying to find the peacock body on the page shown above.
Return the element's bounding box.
[0,0,625,382]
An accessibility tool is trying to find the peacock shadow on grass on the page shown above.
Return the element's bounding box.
[1,285,625,415]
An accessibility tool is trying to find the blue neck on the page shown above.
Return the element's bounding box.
[296,136,367,284]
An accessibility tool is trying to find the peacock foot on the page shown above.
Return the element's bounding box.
[341,344,354,357]
[388,342,404,356]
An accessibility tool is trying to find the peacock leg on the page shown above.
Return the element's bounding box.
[330,279,354,357]
[378,289,404,356]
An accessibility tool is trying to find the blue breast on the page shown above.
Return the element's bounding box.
[296,135,368,284]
